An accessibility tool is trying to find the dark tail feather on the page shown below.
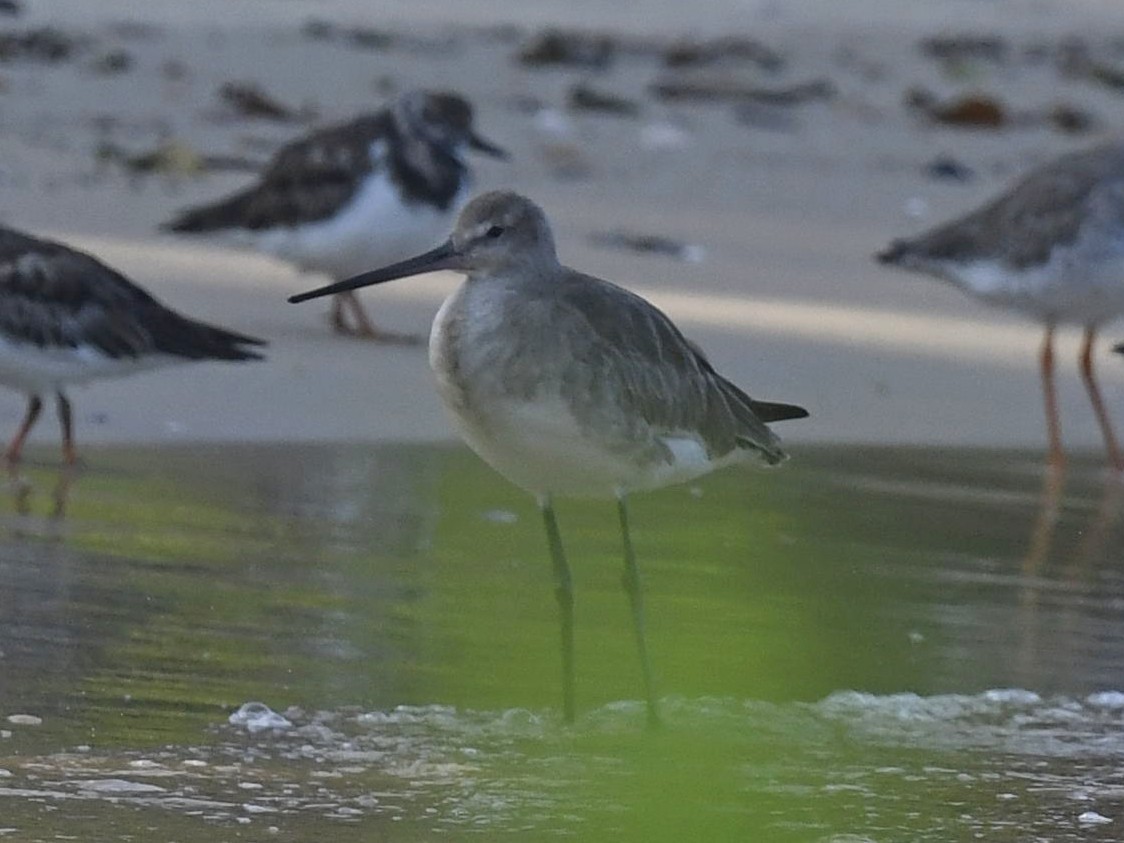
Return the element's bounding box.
[1114,342,1124,355]
[154,311,266,361]
[739,438,788,466]
[875,238,912,266]
[162,194,252,234]
[748,399,809,423]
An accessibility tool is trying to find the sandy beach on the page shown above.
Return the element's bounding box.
[3,0,1124,452]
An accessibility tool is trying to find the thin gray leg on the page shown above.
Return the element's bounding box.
[617,495,660,729]
[56,392,76,465]
[541,497,575,724]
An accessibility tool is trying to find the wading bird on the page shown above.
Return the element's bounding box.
[290,191,807,726]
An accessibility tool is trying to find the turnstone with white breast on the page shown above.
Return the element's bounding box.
[164,89,508,343]
[0,227,264,465]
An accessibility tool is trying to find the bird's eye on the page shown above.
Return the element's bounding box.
[486,225,505,239]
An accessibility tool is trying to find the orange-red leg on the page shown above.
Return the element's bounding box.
[1040,325,1065,472]
[329,294,350,334]
[340,290,422,345]
[1078,327,1123,473]
[329,291,382,338]
[5,394,43,464]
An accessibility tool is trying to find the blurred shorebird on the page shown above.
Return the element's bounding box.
[0,227,264,465]
[290,191,808,726]
[879,142,1124,472]
[164,89,507,343]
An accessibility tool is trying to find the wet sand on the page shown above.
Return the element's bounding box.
[3,0,1124,453]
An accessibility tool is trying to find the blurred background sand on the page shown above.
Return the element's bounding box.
[3,0,1124,451]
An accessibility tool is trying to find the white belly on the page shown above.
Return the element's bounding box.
[450,393,642,498]
[247,174,468,280]
[955,259,1124,324]
[444,393,748,499]
[0,336,176,394]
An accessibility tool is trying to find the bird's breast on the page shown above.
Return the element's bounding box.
[429,281,520,417]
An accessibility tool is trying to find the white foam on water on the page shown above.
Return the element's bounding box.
[6,689,1123,838]
[814,688,1124,758]
[75,779,166,794]
[1086,691,1124,710]
[1078,811,1113,825]
[227,702,293,734]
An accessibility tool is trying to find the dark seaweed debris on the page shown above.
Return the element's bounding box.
[567,83,640,117]
[218,81,310,122]
[652,75,834,105]
[589,229,704,262]
[517,28,615,69]
[663,36,784,72]
[919,34,1008,65]
[302,19,397,51]
[905,88,1007,128]
[96,139,263,177]
[0,27,83,63]
[90,48,132,75]
[924,154,975,182]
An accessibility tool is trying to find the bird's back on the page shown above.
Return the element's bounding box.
[883,142,1124,273]
[0,228,263,381]
[165,113,396,233]
[878,142,1124,321]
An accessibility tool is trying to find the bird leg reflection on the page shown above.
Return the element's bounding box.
[49,462,78,521]
[540,497,576,724]
[57,392,76,466]
[1040,325,1065,473]
[1066,472,1124,580]
[1017,462,1066,685]
[6,459,79,523]
[1021,462,1066,583]
[1078,326,1123,473]
[7,458,32,515]
[617,494,661,730]
[5,394,43,465]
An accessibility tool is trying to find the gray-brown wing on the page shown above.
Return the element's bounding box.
[906,142,1124,270]
[0,229,264,360]
[547,272,804,464]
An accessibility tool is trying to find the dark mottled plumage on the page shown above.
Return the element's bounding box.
[164,92,492,233]
[0,227,264,465]
[0,228,263,360]
[164,90,506,342]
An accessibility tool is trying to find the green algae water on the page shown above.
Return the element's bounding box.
[1,443,1122,841]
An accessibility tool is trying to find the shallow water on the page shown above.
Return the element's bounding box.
[1,442,1123,841]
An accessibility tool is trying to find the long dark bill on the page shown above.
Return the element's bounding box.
[468,131,509,159]
[288,240,458,304]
